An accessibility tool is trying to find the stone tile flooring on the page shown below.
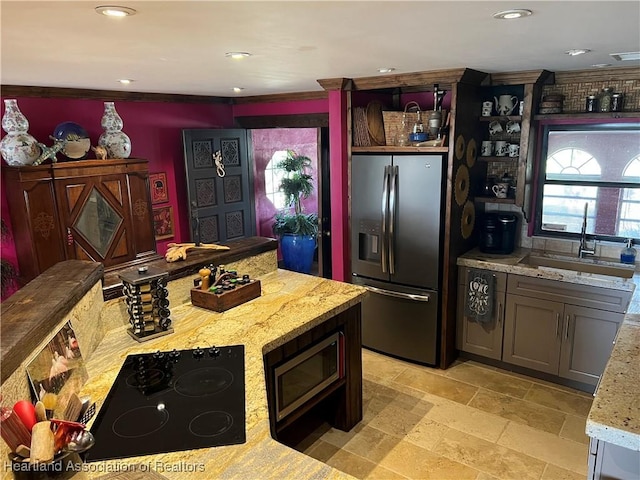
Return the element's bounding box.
[295,349,593,480]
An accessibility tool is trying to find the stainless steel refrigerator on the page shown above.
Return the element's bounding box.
[351,154,444,365]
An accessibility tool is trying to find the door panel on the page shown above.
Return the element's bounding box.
[183,129,255,243]
[390,155,443,289]
[559,305,622,385]
[503,294,562,374]
[351,155,391,282]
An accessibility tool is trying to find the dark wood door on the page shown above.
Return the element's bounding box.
[183,129,255,243]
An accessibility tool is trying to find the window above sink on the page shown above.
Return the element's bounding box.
[534,120,640,244]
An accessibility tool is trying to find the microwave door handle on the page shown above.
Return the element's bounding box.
[364,285,431,302]
[388,165,398,275]
[381,165,390,273]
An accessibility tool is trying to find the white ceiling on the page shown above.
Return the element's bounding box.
[1,1,639,97]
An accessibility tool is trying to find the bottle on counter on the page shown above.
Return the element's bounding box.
[620,238,637,265]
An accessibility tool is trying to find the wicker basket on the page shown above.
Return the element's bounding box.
[383,102,447,146]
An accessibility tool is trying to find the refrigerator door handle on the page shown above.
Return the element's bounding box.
[381,165,390,273]
[388,165,398,275]
[364,285,431,302]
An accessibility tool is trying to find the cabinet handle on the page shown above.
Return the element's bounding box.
[564,315,570,341]
[497,302,503,326]
[555,313,560,337]
[66,227,74,246]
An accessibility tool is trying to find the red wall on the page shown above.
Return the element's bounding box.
[250,128,319,238]
[0,96,234,291]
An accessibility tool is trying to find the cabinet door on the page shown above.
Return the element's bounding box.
[559,305,623,385]
[503,294,562,374]
[54,173,137,268]
[456,269,507,361]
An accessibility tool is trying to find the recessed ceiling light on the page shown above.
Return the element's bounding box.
[225,52,251,59]
[95,5,137,17]
[565,49,591,56]
[232,87,244,93]
[118,79,133,84]
[591,63,612,68]
[378,68,395,73]
[610,51,640,61]
[493,9,532,19]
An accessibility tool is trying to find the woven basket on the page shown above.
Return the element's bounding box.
[383,102,447,146]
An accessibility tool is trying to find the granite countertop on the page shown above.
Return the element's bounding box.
[78,269,366,479]
[457,247,640,452]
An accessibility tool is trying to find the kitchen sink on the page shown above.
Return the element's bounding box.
[518,254,635,279]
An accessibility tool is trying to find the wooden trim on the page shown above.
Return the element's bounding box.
[234,113,329,129]
[351,146,448,153]
[232,91,328,104]
[552,67,640,84]
[0,85,232,104]
[490,70,555,86]
[534,111,640,121]
[316,78,353,91]
[349,68,487,91]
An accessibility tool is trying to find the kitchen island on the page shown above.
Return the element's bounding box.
[1,255,366,479]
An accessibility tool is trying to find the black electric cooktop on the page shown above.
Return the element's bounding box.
[85,345,246,462]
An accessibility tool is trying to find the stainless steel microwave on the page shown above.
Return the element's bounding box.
[274,331,345,421]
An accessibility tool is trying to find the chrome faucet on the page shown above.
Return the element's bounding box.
[579,202,596,258]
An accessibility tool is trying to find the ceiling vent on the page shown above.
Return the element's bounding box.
[609,51,640,61]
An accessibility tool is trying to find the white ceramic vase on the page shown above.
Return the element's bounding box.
[0,99,41,166]
[98,102,131,159]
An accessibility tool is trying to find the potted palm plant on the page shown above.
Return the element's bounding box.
[272,150,318,274]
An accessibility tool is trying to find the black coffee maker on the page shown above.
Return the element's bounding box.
[479,213,518,254]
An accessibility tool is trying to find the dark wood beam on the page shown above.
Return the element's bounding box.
[234,114,329,129]
[490,70,555,86]
[552,66,640,84]
[232,91,328,104]
[0,85,232,104]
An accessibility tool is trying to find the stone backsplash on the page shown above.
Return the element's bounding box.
[542,79,640,113]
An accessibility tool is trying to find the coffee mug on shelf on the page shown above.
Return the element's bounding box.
[508,144,520,157]
[492,183,509,198]
[481,101,493,117]
[488,121,503,135]
[495,140,508,157]
[481,140,493,156]
[506,120,521,134]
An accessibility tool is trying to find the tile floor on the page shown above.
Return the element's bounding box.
[295,349,593,480]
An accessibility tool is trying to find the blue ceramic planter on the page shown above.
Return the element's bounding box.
[280,234,316,274]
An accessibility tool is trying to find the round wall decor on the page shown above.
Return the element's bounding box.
[461,200,475,239]
[454,134,465,161]
[454,164,470,206]
[466,138,477,167]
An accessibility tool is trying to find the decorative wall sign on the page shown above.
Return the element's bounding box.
[153,205,174,240]
[149,172,169,204]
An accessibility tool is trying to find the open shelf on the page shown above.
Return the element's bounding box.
[479,115,522,122]
[534,111,639,121]
[478,156,519,162]
[474,196,516,204]
[351,146,448,153]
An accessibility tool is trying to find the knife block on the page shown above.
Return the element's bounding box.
[191,279,261,312]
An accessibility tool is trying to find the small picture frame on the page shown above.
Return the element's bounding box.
[153,206,174,240]
[149,172,169,204]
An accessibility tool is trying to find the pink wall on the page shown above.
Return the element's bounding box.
[250,128,319,240]
[0,96,233,286]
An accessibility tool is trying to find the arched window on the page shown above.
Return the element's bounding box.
[618,155,640,238]
[265,151,287,210]
[541,148,601,234]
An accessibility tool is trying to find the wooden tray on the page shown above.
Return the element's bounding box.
[191,280,261,312]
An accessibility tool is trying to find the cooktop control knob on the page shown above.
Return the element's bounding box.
[153,350,165,360]
[208,346,221,357]
[193,347,204,359]
[168,349,181,360]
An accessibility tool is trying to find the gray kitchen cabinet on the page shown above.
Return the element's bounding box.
[503,294,563,374]
[588,437,640,480]
[456,268,507,360]
[559,305,624,384]
[504,275,629,385]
